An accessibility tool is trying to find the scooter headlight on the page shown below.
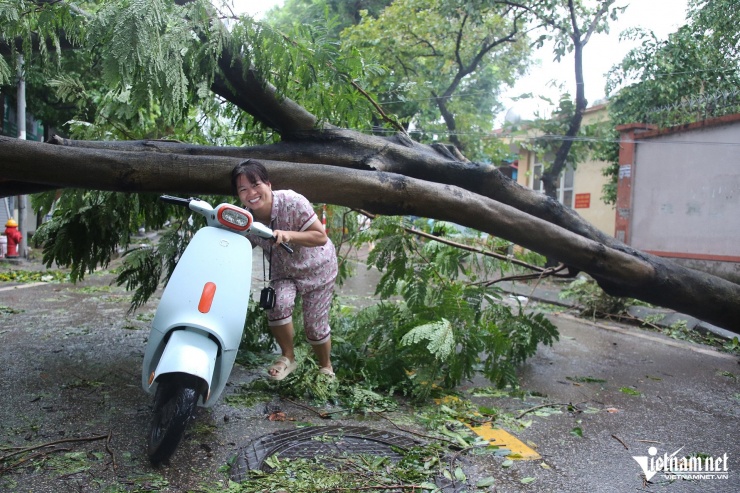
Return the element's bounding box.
[217,205,253,231]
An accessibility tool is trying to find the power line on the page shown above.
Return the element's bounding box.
[222,127,740,147]
[373,68,740,106]
[529,134,740,147]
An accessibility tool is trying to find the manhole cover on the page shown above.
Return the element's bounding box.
[230,425,468,492]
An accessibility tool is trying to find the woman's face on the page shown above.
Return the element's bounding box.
[236,174,272,219]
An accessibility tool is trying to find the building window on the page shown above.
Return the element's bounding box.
[530,159,574,207]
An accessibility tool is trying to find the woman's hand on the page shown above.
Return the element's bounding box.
[273,219,328,247]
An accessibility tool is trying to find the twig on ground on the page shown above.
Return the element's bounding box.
[329,481,417,491]
[449,444,484,470]
[0,447,72,475]
[611,434,629,450]
[372,411,460,448]
[105,430,117,474]
[515,402,572,420]
[284,398,342,419]
[0,434,109,462]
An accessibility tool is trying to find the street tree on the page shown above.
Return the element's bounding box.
[267,0,393,34]
[1,0,739,332]
[607,0,739,127]
[342,0,531,160]
[501,0,622,201]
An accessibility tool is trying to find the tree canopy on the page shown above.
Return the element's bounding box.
[342,0,530,160]
[606,0,740,126]
[1,0,739,332]
[595,0,740,205]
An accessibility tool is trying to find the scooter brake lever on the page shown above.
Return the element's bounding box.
[276,241,294,254]
[160,195,191,207]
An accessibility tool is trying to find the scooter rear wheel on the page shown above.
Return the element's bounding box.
[147,374,202,465]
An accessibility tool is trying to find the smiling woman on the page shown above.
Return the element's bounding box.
[230,159,338,382]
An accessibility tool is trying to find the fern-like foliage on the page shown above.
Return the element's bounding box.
[559,276,629,319]
[32,190,160,281]
[478,305,560,388]
[115,224,187,312]
[87,0,201,125]
[31,190,206,310]
[0,0,81,85]
[330,215,559,400]
[401,318,455,362]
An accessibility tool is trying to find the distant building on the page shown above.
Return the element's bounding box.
[502,103,616,236]
[499,101,740,283]
[615,113,740,283]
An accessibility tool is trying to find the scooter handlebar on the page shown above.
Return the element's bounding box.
[159,196,292,254]
[249,221,294,254]
[160,195,192,207]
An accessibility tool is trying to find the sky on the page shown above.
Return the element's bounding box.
[500,0,690,123]
[225,0,690,124]
[228,0,283,19]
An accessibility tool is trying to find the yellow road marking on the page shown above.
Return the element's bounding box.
[466,424,541,460]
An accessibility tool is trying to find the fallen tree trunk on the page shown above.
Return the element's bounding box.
[1,0,737,333]
[1,135,738,332]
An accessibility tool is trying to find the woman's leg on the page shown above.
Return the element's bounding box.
[268,280,297,377]
[268,321,295,377]
[301,280,334,373]
[311,339,332,372]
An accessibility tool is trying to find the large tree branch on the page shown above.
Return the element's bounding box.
[3,2,737,333]
[43,133,619,252]
[212,48,323,136]
[1,136,739,332]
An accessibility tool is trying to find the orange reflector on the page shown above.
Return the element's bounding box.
[148,371,155,385]
[198,282,217,313]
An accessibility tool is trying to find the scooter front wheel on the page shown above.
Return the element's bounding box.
[147,374,202,465]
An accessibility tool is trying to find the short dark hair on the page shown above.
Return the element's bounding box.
[231,159,270,195]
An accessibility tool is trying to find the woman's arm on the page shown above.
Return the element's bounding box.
[273,218,328,247]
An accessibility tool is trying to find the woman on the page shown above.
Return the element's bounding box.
[231,160,337,380]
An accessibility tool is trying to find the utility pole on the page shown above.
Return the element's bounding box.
[16,54,27,258]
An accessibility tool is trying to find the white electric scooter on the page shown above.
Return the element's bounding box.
[141,195,291,464]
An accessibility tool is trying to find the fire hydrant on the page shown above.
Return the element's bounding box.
[4,219,22,257]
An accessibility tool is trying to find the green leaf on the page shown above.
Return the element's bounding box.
[570,427,583,437]
[520,477,536,484]
[619,387,642,396]
[477,476,496,488]
[401,318,455,361]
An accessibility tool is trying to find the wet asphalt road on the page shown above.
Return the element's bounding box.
[0,257,737,492]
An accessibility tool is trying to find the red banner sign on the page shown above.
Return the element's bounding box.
[574,193,590,209]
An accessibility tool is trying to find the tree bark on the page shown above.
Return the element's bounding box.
[0,0,737,333]
[1,135,739,332]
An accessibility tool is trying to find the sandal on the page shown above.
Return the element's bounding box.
[267,356,298,381]
[318,367,336,380]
